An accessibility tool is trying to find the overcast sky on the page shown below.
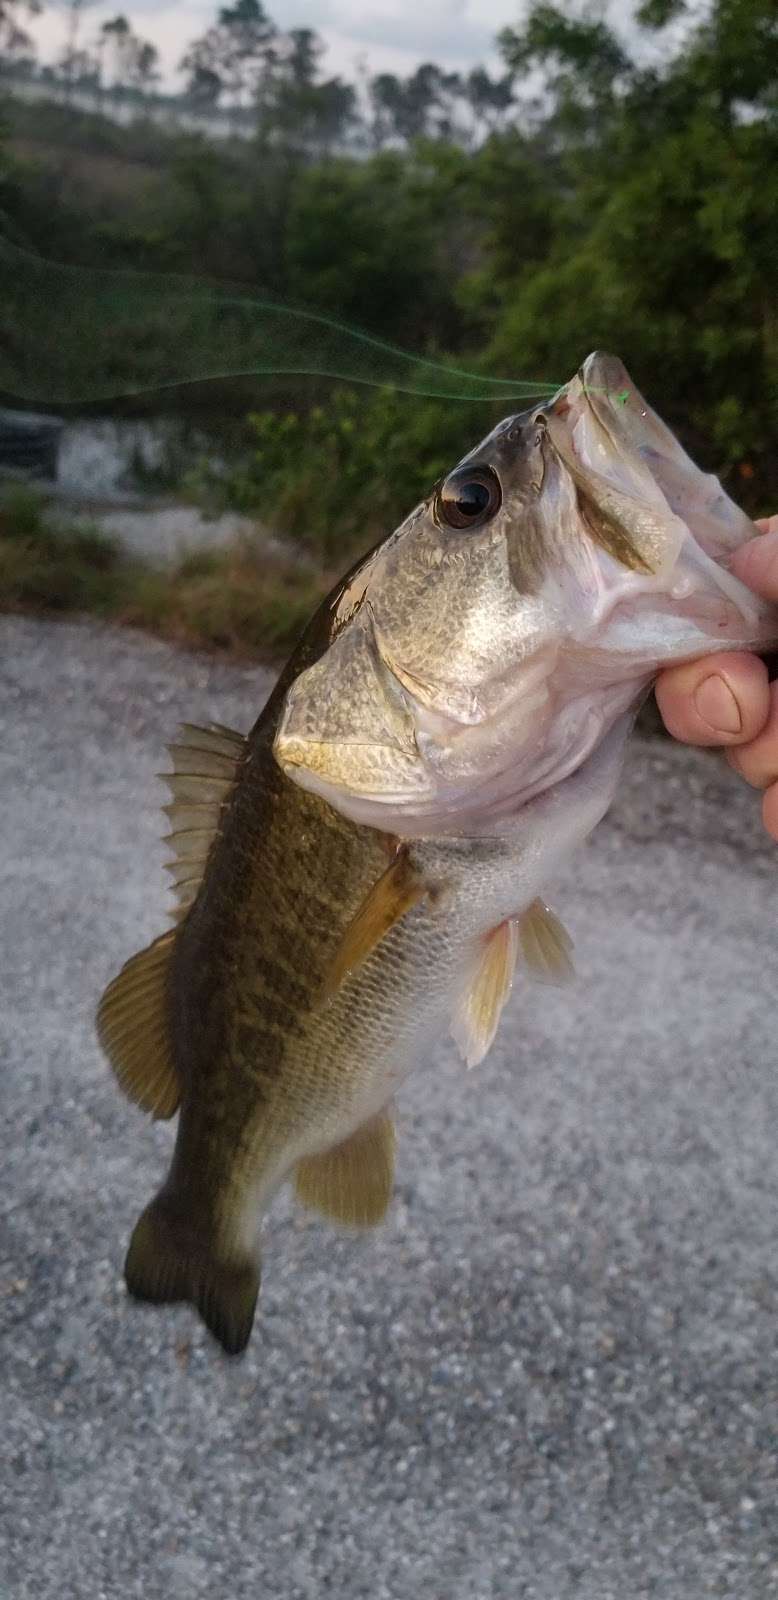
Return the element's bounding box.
[26,1,682,92]
[27,0,579,87]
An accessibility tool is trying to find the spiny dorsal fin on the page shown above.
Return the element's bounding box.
[96,930,180,1119]
[295,1112,396,1227]
[519,899,575,985]
[320,849,426,1004]
[451,919,519,1070]
[159,721,245,913]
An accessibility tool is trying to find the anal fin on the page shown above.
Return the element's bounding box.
[519,898,574,984]
[295,1112,396,1227]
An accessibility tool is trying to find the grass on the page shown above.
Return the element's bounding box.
[0,486,328,660]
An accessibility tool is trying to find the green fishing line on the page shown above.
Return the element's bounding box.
[0,233,562,407]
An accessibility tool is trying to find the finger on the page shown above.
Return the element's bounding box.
[754,515,778,536]
[732,528,778,599]
[762,782,778,843]
[726,680,778,788]
[655,653,769,747]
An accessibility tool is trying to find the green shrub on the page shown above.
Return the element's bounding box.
[0,486,325,659]
[0,488,126,612]
[187,385,507,565]
[123,540,326,656]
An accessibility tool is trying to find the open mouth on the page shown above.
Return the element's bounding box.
[549,351,757,566]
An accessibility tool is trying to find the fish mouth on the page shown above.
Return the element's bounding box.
[542,350,756,565]
[276,352,777,841]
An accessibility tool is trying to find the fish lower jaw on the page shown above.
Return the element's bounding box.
[275,673,645,838]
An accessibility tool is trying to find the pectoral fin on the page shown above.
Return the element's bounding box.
[519,899,574,984]
[452,919,519,1070]
[295,1112,396,1226]
[320,849,426,1003]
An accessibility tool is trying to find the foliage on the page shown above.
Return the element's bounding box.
[0,0,39,67]
[282,146,472,347]
[125,542,324,655]
[0,485,130,611]
[186,386,496,562]
[180,0,275,112]
[0,486,327,655]
[97,15,160,93]
[490,0,778,509]
[0,0,776,547]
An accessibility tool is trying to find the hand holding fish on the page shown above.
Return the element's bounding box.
[656,516,778,839]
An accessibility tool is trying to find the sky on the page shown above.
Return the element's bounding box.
[25,0,684,94]
[25,0,572,87]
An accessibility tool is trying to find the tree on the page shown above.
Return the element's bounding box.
[127,39,159,94]
[499,1,631,148]
[499,3,630,92]
[184,61,223,107]
[489,0,778,506]
[464,68,515,138]
[369,63,466,146]
[0,0,40,70]
[48,0,103,96]
[58,44,99,87]
[303,77,356,154]
[219,0,276,106]
[368,73,403,147]
[181,0,276,117]
[637,0,778,127]
[180,35,225,105]
[96,13,158,95]
[253,26,356,155]
[286,25,319,88]
[99,14,129,86]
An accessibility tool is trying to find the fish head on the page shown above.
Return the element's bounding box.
[274,352,778,834]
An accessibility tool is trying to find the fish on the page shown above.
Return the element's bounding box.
[97,351,778,1355]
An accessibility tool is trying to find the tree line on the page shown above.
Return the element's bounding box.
[0,0,775,547]
[0,0,518,148]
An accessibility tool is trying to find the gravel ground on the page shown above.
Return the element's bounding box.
[2,613,777,1600]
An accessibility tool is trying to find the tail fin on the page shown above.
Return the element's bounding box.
[125,1194,260,1356]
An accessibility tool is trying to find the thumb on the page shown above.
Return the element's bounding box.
[732,520,778,599]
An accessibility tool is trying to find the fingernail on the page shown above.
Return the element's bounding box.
[693,674,742,735]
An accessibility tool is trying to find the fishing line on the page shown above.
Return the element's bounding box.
[0,233,563,406]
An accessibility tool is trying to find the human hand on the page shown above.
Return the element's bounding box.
[655,516,778,841]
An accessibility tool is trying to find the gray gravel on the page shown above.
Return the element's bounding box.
[2,613,778,1600]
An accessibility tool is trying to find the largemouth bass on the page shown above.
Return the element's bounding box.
[97,353,778,1354]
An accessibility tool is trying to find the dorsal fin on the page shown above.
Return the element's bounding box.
[159,721,245,913]
[97,723,245,1120]
[451,919,519,1070]
[97,930,180,1119]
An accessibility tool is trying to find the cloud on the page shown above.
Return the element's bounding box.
[29,0,514,84]
[329,1,495,66]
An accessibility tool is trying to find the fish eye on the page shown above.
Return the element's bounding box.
[435,465,502,531]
